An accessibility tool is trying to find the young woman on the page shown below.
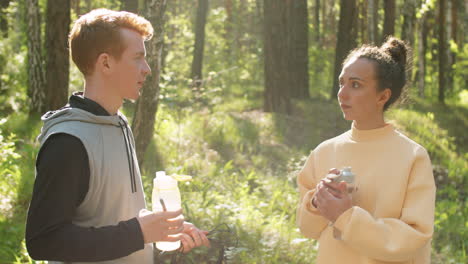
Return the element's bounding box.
[296,37,436,264]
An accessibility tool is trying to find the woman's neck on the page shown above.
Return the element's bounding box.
[353,116,386,130]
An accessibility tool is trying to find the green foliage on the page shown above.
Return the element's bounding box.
[387,106,467,264]
[0,113,41,264]
[0,0,466,263]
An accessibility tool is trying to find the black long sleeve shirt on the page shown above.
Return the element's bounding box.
[26,94,145,261]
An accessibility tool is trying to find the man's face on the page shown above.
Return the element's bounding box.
[111,28,151,101]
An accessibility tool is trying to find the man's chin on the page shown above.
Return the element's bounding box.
[125,92,141,102]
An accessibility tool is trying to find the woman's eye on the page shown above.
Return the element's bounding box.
[352,82,360,88]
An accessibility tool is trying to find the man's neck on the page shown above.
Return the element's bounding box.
[83,79,122,115]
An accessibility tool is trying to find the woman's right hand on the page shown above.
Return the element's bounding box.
[313,168,353,222]
[314,168,342,200]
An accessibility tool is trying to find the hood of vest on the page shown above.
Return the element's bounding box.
[38,107,139,193]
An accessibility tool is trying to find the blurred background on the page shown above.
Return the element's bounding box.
[0,0,466,263]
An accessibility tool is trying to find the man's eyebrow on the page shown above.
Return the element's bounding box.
[349,77,364,81]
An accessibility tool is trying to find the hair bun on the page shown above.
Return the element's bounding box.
[380,36,408,67]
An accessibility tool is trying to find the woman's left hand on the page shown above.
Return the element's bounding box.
[179,222,210,253]
[315,178,352,223]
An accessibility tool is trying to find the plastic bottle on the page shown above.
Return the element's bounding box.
[152,171,182,251]
[331,167,357,194]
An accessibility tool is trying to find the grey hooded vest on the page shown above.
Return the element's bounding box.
[38,108,153,264]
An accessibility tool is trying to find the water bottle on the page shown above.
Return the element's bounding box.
[331,167,357,194]
[152,171,182,251]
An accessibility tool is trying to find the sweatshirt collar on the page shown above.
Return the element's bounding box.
[69,92,111,116]
[349,122,395,142]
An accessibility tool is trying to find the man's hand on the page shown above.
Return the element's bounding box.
[179,222,210,253]
[137,209,184,244]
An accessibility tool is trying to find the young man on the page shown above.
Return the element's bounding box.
[26,9,209,263]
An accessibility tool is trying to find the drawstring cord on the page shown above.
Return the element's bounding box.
[119,117,137,193]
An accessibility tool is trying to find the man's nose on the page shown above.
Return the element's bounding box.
[142,60,151,76]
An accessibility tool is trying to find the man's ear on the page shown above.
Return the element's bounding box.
[95,53,112,75]
[377,88,391,107]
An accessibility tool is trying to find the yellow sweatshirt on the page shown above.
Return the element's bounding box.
[296,123,436,264]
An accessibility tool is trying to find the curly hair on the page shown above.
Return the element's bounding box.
[69,9,153,76]
[343,37,411,111]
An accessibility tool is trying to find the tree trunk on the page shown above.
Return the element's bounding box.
[71,0,80,15]
[132,0,168,169]
[314,0,320,43]
[438,0,446,103]
[382,0,395,43]
[330,0,357,98]
[190,0,209,88]
[447,0,456,93]
[27,0,47,115]
[359,0,368,44]
[367,0,379,44]
[263,0,290,113]
[451,0,457,45]
[121,0,139,13]
[45,0,70,111]
[288,0,309,99]
[401,0,417,45]
[417,12,428,97]
[0,0,10,37]
[224,0,234,59]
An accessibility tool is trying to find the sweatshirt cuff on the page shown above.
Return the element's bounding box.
[333,206,354,234]
[303,190,321,214]
[297,190,329,238]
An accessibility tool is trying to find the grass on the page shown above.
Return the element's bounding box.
[0,95,466,263]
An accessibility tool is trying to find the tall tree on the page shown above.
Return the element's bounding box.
[367,0,379,44]
[121,0,138,13]
[289,0,309,99]
[438,0,446,103]
[0,0,10,37]
[447,0,457,93]
[190,0,209,88]
[358,0,368,44]
[224,0,233,52]
[45,0,70,110]
[401,0,417,45]
[71,0,80,15]
[132,0,168,168]
[27,0,46,115]
[331,0,357,98]
[263,0,290,113]
[314,0,320,43]
[382,0,395,42]
[417,10,429,97]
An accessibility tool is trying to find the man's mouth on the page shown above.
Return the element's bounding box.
[340,103,351,110]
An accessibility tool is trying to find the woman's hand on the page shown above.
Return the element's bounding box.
[314,168,352,223]
[179,222,210,253]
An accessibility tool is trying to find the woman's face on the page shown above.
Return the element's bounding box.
[337,57,389,127]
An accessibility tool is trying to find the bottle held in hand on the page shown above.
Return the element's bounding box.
[330,167,357,194]
[152,171,182,251]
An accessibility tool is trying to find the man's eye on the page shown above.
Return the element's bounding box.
[352,82,360,88]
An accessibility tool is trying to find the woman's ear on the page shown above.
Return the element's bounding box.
[377,88,392,107]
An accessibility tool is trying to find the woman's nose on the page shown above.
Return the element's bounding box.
[337,85,347,100]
